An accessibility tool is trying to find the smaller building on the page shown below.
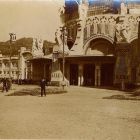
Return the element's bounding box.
[0,54,18,79]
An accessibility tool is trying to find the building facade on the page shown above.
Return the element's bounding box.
[0,54,18,79]
[1,0,140,88]
[52,0,140,87]
[0,38,52,83]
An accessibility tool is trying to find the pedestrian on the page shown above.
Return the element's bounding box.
[7,78,12,90]
[2,78,8,92]
[40,78,46,97]
[18,78,22,85]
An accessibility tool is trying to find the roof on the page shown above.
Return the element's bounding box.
[27,55,52,62]
[58,54,115,58]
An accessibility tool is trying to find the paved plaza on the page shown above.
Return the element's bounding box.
[0,85,140,139]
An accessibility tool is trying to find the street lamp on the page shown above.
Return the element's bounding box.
[60,26,67,89]
[9,33,16,78]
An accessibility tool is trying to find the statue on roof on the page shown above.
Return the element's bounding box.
[79,0,88,20]
[32,38,44,57]
[120,2,127,15]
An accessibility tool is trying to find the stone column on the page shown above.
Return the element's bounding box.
[19,47,27,80]
[98,65,101,86]
[95,65,97,86]
[66,63,70,84]
[93,23,98,34]
[25,62,28,79]
[78,64,83,86]
[30,63,33,79]
[87,24,90,38]
[95,64,101,87]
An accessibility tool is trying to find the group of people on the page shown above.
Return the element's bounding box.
[1,77,47,96]
[1,78,12,92]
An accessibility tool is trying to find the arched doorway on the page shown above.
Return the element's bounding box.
[83,38,115,87]
[85,38,115,56]
[70,64,78,85]
[83,64,95,86]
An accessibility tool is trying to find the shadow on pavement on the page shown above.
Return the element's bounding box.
[103,92,140,101]
[82,86,118,91]
[6,87,67,96]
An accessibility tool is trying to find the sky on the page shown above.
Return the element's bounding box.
[0,0,139,42]
[0,0,64,42]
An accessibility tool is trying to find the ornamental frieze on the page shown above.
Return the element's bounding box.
[83,15,140,45]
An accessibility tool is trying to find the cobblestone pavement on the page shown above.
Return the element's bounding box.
[0,85,140,139]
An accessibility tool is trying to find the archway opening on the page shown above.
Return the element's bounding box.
[83,64,95,86]
[70,64,78,85]
[85,38,115,56]
[84,38,115,87]
[101,63,115,86]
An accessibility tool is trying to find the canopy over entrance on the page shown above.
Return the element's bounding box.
[27,56,52,82]
[59,55,116,63]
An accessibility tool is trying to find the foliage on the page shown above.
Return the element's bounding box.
[0,38,33,56]
[0,38,56,56]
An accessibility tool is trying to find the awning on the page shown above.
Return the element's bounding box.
[27,55,52,62]
[58,54,115,58]
[58,55,116,63]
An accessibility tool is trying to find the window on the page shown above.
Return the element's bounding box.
[5,62,9,68]
[13,62,18,67]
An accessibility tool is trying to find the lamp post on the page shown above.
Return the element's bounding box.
[60,26,66,89]
[9,33,16,78]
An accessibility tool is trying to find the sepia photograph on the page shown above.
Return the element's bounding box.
[0,0,140,139]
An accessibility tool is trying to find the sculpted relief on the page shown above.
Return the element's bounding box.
[115,15,140,43]
[84,16,116,43]
[83,15,139,44]
[55,28,69,54]
[116,21,131,43]
[32,38,44,57]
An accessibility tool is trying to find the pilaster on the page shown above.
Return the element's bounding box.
[95,64,101,87]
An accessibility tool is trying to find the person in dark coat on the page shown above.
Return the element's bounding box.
[7,78,12,90]
[40,78,46,97]
[2,78,8,92]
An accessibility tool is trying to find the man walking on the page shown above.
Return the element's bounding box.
[40,78,46,97]
[2,78,8,92]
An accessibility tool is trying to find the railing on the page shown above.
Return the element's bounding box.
[87,6,112,16]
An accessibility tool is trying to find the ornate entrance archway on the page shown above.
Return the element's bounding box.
[82,38,115,87]
[84,37,115,55]
[83,35,114,55]
[66,37,116,87]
